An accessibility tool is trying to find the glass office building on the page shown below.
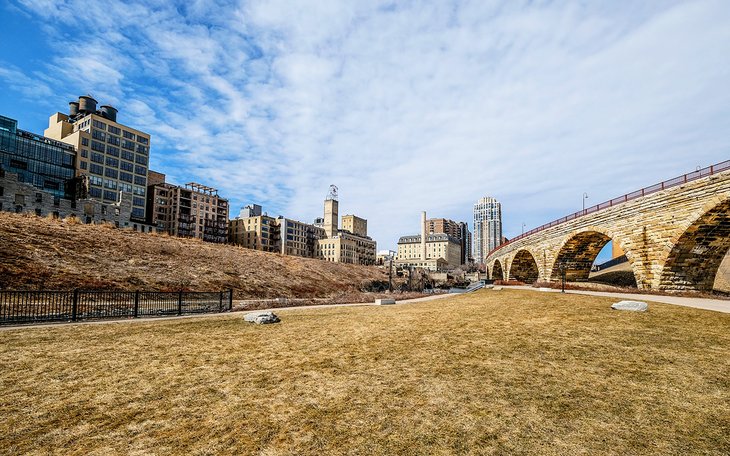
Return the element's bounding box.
[0,115,76,199]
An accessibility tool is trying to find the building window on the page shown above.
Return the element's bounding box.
[107,145,120,156]
[34,208,42,216]
[35,193,43,203]
[108,125,120,135]
[14,194,24,205]
[123,130,135,140]
[122,139,135,150]
[90,164,103,175]
[53,196,60,207]
[134,165,146,175]
[80,161,88,170]
[103,190,117,201]
[92,120,107,130]
[80,149,88,158]
[0,186,3,196]
[105,157,119,168]
[121,150,134,161]
[137,136,149,145]
[135,154,148,165]
[81,137,89,146]
[104,168,118,179]
[120,172,133,183]
[91,141,105,152]
[134,176,146,186]
[91,152,104,164]
[92,129,106,141]
[9,159,27,170]
[89,187,102,198]
[120,161,133,172]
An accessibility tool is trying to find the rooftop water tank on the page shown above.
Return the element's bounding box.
[78,95,97,113]
[68,101,79,117]
[100,105,118,122]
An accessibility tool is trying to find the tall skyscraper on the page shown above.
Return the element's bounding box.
[473,196,502,264]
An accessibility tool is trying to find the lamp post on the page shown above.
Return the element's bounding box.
[521,222,526,235]
[583,192,589,212]
[558,261,566,293]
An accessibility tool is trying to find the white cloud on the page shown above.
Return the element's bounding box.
[5,0,730,250]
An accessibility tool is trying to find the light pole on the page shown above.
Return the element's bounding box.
[521,222,526,235]
[583,192,589,212]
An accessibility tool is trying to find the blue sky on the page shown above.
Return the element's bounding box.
[1,0,728,254]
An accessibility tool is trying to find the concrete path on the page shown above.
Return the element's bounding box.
[0,293,456,331]
[508,285,730,314]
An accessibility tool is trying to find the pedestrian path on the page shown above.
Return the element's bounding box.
[508,285,730,314]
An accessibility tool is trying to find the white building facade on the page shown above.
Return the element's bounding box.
[473,196,502,264]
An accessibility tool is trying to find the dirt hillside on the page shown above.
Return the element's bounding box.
[0,212,390,298]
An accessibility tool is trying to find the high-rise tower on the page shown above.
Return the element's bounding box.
[473,196,502,264]
[323,185,339,238]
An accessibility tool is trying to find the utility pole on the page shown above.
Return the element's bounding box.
[388,254,394,292]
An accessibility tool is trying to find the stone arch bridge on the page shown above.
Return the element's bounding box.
[486,161,730,292]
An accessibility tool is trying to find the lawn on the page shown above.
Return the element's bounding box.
[1,289,728,455]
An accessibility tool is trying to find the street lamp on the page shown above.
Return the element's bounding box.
[521,222,526,235]
[558,261,566,293]
[582,192,589,212]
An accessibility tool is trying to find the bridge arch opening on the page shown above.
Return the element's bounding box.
[492,260,504,281]
[551,231,637,285]
[660,198,730,292]
[510,250,539,283]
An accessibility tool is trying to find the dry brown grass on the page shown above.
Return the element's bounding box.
[1,289,728,455]
[0,212,391,298]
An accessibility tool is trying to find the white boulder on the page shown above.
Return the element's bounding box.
[611,301,648,312]
[244,311,281,324]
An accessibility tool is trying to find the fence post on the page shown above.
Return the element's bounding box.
[229,288,233,311]
[178,290,183,316]
[72,289,79,322]
[134,290,140,318]
[219,291,223,312]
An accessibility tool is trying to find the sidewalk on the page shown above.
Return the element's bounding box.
[0,292,456,331]
[508,285,730,314]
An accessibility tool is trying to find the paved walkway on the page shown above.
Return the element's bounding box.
[508,285,730,314]
[0,293,456,331]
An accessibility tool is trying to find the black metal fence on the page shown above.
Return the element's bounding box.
[0,289,233,325]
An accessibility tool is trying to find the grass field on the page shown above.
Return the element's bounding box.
[1,289,728,455]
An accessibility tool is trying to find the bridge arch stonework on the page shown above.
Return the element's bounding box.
[485,167,730,291]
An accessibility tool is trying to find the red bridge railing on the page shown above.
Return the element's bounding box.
[487,159,730,257]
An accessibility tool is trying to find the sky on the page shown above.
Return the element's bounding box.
[1,0,728,254]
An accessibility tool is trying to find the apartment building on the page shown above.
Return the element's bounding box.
[228,205,279,252]
[44,95,151,221]
[0,114,151,230]
[396,233,462,271]
[427,217,471,265]
[229,188,376,265]
[229,204,325,257]
[316,188,376,265]
[473,196,502,264]
[147,172,228,243]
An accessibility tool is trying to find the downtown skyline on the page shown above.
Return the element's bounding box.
[1,0,728,251]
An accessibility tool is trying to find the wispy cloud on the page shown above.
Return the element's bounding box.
[2,0,729,249]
